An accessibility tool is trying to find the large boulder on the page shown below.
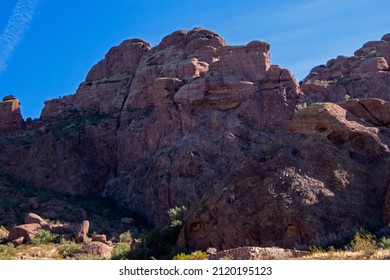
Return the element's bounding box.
[24,213,50,230]
[82,241,112,259]
[8,223,41,245]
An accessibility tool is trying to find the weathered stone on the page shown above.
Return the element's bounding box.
[24,213,50,230]
[92,234,107,244]
[82,241,112,259]
[303,34,390,102]
[209,41,271,82]
[8,223,41,245]
[0,95,23,133]
[75,220,89,243]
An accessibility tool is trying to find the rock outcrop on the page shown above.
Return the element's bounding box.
[1,28,390,251]
[0,95,23,133]
[75,220,90,243]
[24,213,50,230]
[302,33,390,102]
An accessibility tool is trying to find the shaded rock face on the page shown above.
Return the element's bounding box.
[179,102,390,250]
[2,28,390,251]
[302,34,390,102]
[0,96,23,133]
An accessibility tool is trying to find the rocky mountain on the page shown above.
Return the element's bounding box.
[1,28,390,251]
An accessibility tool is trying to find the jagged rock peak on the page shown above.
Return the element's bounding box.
[157,27,227,50]
[0,95,23,133]
[85,38,152,82]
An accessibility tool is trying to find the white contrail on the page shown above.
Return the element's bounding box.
[0,0,39,74]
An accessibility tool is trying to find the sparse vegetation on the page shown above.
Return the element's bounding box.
[343,94,351,101]
[368,49,378,57]
[0,244,17,260]
[30,229,58,245]
[119,231,133,243]
[1,172,390,260]
[57,240,83,258]
[294,102,307,111]
[173,250,208,260]
[333,169,342,180]
[350,229,377,257]
[378,237,390,249]
[112,242,131,260]
[313,79,336,88]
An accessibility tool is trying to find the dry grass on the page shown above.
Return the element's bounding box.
[298,249,390,260]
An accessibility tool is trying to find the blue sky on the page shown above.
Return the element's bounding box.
[0,0,389,118]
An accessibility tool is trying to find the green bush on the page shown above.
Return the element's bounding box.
[119,231,133,243]
[0,243,17,260]
[112,242,131,260]
[58,240,83,258]
[350,230,377,254]
[173,250,208,260]
[168,206,188,227]
[0,225,8,239]
[30,229,58,245]
[378,237,390,249]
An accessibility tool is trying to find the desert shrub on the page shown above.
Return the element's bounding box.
[0,243,17,260]
[30,229,58,245]
[295,102,307,111]
[350,230,377,255]
[378,237,390,249]
[343,94,351,101]
[308,246,326,254]
[173,250,208,260]
[0,225,8,234]
[58,240,82,258]
[112,242,131,260]
[119,231,133,243]
[168,206,188,227]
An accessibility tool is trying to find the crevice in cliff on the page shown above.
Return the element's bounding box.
[358,101,384,126]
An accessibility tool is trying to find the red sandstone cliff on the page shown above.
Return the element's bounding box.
[1,29,390,250]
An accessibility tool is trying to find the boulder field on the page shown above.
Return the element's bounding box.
[1,28,390,250]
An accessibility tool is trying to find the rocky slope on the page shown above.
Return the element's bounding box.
[1,28,390,251]
[302,34,390,102]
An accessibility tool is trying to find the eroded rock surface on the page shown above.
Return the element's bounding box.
[302,34,390,102]
[0,96,23,133]
[1,29,390,251]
